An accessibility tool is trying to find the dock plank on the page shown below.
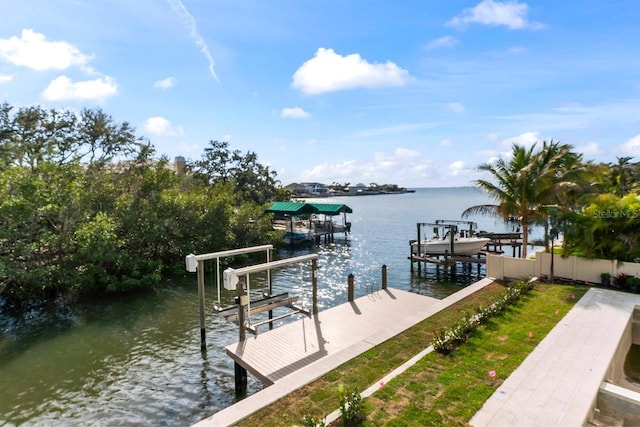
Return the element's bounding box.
[225,288,440,385]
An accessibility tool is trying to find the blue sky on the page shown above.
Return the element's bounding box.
[2,0,639,187]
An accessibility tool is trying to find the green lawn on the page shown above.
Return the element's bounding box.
[237,282,588,426]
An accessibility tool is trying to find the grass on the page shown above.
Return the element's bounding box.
[237,282,588,426]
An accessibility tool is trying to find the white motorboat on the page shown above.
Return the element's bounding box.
[272,219,315,243]
[411,236,491,255]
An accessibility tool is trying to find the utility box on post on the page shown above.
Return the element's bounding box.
[185,254,197,273]
[223,268,238,290]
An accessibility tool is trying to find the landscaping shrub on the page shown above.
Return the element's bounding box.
[432,277,534,354]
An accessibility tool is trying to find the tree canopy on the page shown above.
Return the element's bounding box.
[0,103,286,303]
[465,139,639,262]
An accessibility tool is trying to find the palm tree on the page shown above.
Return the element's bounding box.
[611,156,634,197]
[462,141,584,258]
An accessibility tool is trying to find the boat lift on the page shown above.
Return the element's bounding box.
[414,220,479,256]
[185,246,319,350]
[220,254,319,339]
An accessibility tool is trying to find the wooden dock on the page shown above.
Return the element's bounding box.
[197,279,495,427]
[410,253,487,266]
[225,288,440,385]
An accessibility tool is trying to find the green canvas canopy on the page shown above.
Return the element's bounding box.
[265,202,353,216]
[308,203,353,215]
[265,202,318,215]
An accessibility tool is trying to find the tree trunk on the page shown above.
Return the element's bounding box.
[521,223,529,258]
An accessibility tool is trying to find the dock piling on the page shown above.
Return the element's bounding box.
[312,259,318,315]
[197,260,206,351]
[382,265,387,290]
[235,276,248,395]
[348,274,355,302]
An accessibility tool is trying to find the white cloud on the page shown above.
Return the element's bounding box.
[0,74,13,83]
[154,77,176,89]
[576,142,602,157]
[222,133,232,141]
[299,147,435,185]
[447,102,465,113]
[477,149,500,159]
[167,0,220,82]
[292,48,411,95]
[308,138,317,145]
[620,135,640,156]
[352,122,440,138]
[449,160,469,176]
[506,46,526,55]
[143,116,183,136]
[440,139,455,147]
[42,75,117,101]
[447,0,544,30]
[425,36,459,50]
[501,131,540,149]
[394,147,421,158]
[0,29,93,71]
[174,141,200,155]
[281,107,311,119]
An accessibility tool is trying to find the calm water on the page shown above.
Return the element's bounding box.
[1,187,526,426]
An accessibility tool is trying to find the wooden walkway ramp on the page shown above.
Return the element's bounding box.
[226,287,440,385]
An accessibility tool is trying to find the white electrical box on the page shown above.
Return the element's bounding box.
[223,268,238,290]
[185,254,197,272]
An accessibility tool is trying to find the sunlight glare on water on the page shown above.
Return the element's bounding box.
[1,188,535,425]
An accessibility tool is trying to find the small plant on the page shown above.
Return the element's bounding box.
[302,414,325,427]
[627,277,640,293]
[432,277,535,354]
[339,387,365,426]
[600,272,612,287]
[614,273,631,289]
[433,328,454,353]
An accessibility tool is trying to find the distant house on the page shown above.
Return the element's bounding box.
[346,183,368,195]
[284,183,307,197]
[285,182,329,197]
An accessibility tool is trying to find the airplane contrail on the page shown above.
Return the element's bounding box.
[167,0,220,83]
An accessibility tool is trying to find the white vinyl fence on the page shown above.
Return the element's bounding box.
[487,249,640,283]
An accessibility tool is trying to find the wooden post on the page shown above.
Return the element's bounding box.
[382,264,387,290]
[267,249,273,329]
[449,225,456,255]
[312,258,318,315]
[415,223,421,273]
[348,273,354,302]
[197,260,206,351]
[234,362,247,397]
[237,276,247,342]
[444,250,449,275]
[235,276,248,395]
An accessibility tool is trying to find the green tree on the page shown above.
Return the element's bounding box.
[463,141,584,258]
[563,193,640,262]
[192,140,237,184]
[608,156,636,197]
[0,103,284,303]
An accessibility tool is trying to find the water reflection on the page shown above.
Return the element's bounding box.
[1,189,510,425]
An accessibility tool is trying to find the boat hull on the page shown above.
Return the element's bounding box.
[411,237,490,255]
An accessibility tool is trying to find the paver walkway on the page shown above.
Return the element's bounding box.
[470,287,640,427]
[194,278,494,426]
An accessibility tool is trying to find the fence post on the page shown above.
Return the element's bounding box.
[382,265,387,290]
[348,273,354,302]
